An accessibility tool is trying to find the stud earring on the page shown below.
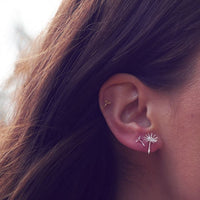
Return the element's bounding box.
[143,133,158,155]
[136,136,145,147]
[136,132,158,155]
[104,99,111,107]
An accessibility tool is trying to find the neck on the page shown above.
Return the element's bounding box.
[114,146,172,200]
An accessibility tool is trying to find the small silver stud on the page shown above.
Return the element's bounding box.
[104,99,111,107]
[136,136,145,147]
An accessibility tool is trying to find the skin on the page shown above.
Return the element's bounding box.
[98,57,200,199]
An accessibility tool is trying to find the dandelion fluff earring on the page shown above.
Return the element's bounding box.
[143,133,158,155]
[136,136,145,147]
[136,132,158,155]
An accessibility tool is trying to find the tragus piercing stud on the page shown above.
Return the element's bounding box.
[104,99,111,107]
[136,136,145,147]
[143,133,158,155]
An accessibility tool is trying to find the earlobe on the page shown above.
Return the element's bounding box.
[98,73,162,155]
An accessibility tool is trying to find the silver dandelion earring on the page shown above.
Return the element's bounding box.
[143,133,158,155]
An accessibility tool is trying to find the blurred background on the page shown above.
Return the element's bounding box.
[0,0,62,122]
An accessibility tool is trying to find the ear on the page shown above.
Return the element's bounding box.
[98,73,162,154]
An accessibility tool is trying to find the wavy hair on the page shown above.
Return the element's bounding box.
[1,0,200,199]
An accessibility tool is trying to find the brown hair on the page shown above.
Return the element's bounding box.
[1,0,200,199]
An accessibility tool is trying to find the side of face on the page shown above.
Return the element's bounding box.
[161,69,200,199]
[98,67,200,199]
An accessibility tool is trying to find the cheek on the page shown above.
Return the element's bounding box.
[163,90,200,199]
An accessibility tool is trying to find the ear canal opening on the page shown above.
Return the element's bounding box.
[120,100,151,128]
